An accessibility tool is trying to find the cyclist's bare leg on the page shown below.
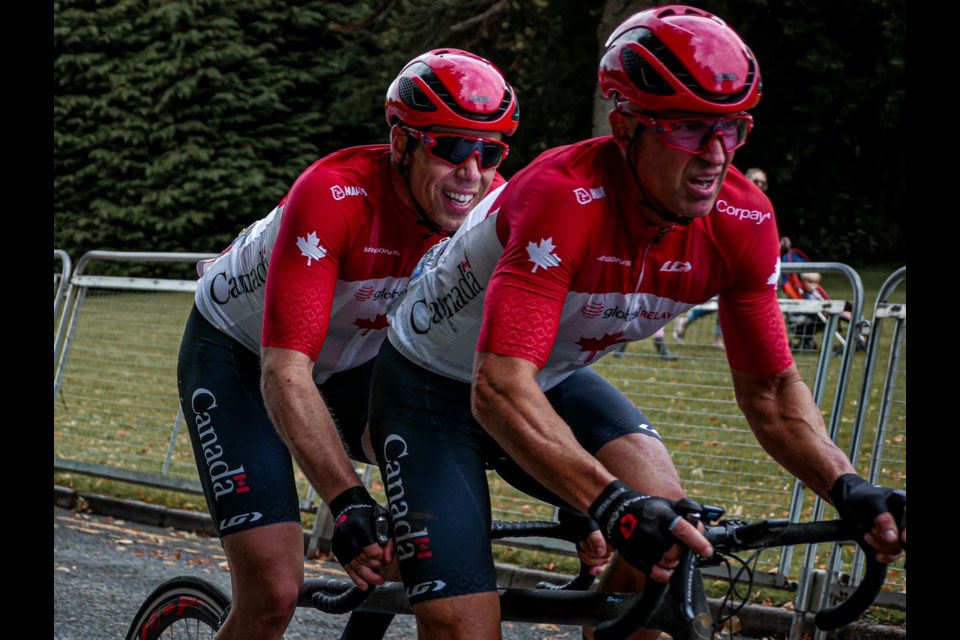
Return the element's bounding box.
[217,523,305,640]
[584,433,688,640]
[412,593,502,640]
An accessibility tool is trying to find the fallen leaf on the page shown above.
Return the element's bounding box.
[721,616,742,633]
[781,601,795,611]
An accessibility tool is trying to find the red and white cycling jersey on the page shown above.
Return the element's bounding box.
[194,145,454,384]
[388,137,792,390]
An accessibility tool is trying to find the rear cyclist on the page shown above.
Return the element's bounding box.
[176,49,519,640]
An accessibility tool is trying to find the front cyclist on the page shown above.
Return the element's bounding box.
[176,49,519,640]
[370,7,904,639]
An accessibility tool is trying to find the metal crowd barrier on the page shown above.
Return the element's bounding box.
[52,251,905,613]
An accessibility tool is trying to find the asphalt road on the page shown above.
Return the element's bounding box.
[53,501,906,640]
[53,505,584,640]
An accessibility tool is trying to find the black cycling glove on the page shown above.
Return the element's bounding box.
[328,486,390,566]
[828,474,892,535]
[588,480,684,575]
[558,507,600,541]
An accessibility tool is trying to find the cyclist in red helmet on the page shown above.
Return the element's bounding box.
[175,49,517,640]
[368,7,903,639]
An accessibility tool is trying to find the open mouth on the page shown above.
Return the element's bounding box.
[444,190,477,208]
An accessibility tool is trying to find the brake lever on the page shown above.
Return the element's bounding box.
[672,499,703,622]
[594,499,705,639]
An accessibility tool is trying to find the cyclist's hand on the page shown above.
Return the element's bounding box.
[588,480,713,583]
[558,508,612,575]
[829,474,904,563]
[328,486,396,590]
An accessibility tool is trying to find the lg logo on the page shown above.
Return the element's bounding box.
[219,512,263,531]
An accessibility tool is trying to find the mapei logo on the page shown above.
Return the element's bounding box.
[330,185,369,201]
[573,186,606,205]
[660,260,692,273]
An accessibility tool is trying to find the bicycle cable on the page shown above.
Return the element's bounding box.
[710,550,762,639]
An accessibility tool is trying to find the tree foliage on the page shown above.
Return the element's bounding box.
[55,0,387,257]
[54,0,905,266]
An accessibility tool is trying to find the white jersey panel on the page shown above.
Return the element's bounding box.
[194,205,283,354]
[387,185,506,382]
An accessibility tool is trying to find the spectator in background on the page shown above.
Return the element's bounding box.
[615,326,679,360]
[672,299,723,349]
[746,167,768,192]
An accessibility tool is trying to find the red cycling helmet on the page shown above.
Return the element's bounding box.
[599,5,761,115]
[385,48,519,136]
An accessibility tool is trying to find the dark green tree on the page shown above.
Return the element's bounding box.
[55,0,905,266]
[54,0,388,261]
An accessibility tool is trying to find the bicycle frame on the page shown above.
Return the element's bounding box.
[126,495,905,640]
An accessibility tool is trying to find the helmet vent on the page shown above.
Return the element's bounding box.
[622,47,675,97]
[412,62,515,123]
[622,29,758,106]
[398,76,437,113]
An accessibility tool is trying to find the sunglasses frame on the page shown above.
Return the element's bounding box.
[619,108,754,155]
[401,126,510,171]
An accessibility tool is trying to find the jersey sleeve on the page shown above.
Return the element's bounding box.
[477,183,594,368]
[262,167,352,360]
[718,195,794,376]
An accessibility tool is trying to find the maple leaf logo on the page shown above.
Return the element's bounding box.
[526,237,561,273]
[353,314,389,336]
[296,232,327,266]
[575,332,629,363]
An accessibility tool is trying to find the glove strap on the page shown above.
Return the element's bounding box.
[329,485,374,517]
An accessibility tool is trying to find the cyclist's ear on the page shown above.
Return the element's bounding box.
[389,125,409,165]
[609,110,636,152]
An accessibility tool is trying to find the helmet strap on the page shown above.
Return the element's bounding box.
[623,132,694,227]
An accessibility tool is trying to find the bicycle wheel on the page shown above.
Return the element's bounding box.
[125,576,231,640]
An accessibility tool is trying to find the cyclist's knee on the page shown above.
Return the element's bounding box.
[227,578,300,638]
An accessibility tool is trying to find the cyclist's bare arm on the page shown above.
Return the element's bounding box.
[260,346,394,587]
[472,352,616,513]
[731,365,903,561]
[471,351,713,578]
[261,348,361,500]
